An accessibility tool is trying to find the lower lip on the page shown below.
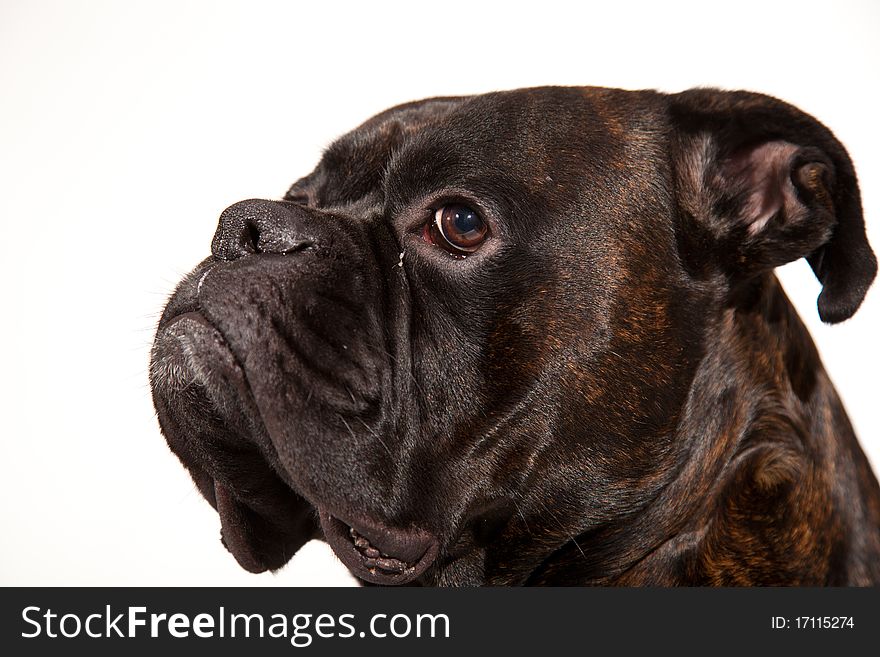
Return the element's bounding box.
[318,510,438,586]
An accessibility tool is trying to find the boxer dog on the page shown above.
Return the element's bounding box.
[150,86,880,585]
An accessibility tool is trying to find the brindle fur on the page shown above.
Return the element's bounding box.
[151,87,879,585]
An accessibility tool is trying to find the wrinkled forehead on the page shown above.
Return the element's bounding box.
[286,96,464,205]
[291,87,665,210]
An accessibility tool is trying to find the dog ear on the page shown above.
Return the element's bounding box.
[669,89,876,323]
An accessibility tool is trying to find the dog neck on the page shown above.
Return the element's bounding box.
[524,274,880,585]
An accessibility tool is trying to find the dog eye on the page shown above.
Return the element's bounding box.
[427,205,488,255]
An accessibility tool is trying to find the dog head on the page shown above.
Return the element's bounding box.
[150,87,875,585]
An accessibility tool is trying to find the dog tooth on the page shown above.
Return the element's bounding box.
[376,558,406,573]
[363,547,380,558]
[353,536,371,549]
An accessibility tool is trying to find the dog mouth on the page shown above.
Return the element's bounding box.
[153,281,440,585]
[319,509,439,585]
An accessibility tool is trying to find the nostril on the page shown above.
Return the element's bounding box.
[279,240,315,254]
[245,220,261,253]
[212,198,318,261]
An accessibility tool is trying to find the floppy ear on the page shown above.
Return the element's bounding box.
[669,88,876,323]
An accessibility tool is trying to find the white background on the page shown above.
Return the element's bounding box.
[1,0,878,586]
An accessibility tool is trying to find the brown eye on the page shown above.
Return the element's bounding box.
[428,204,488,254]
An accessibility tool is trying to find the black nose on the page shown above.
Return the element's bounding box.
[211,199,316,261]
